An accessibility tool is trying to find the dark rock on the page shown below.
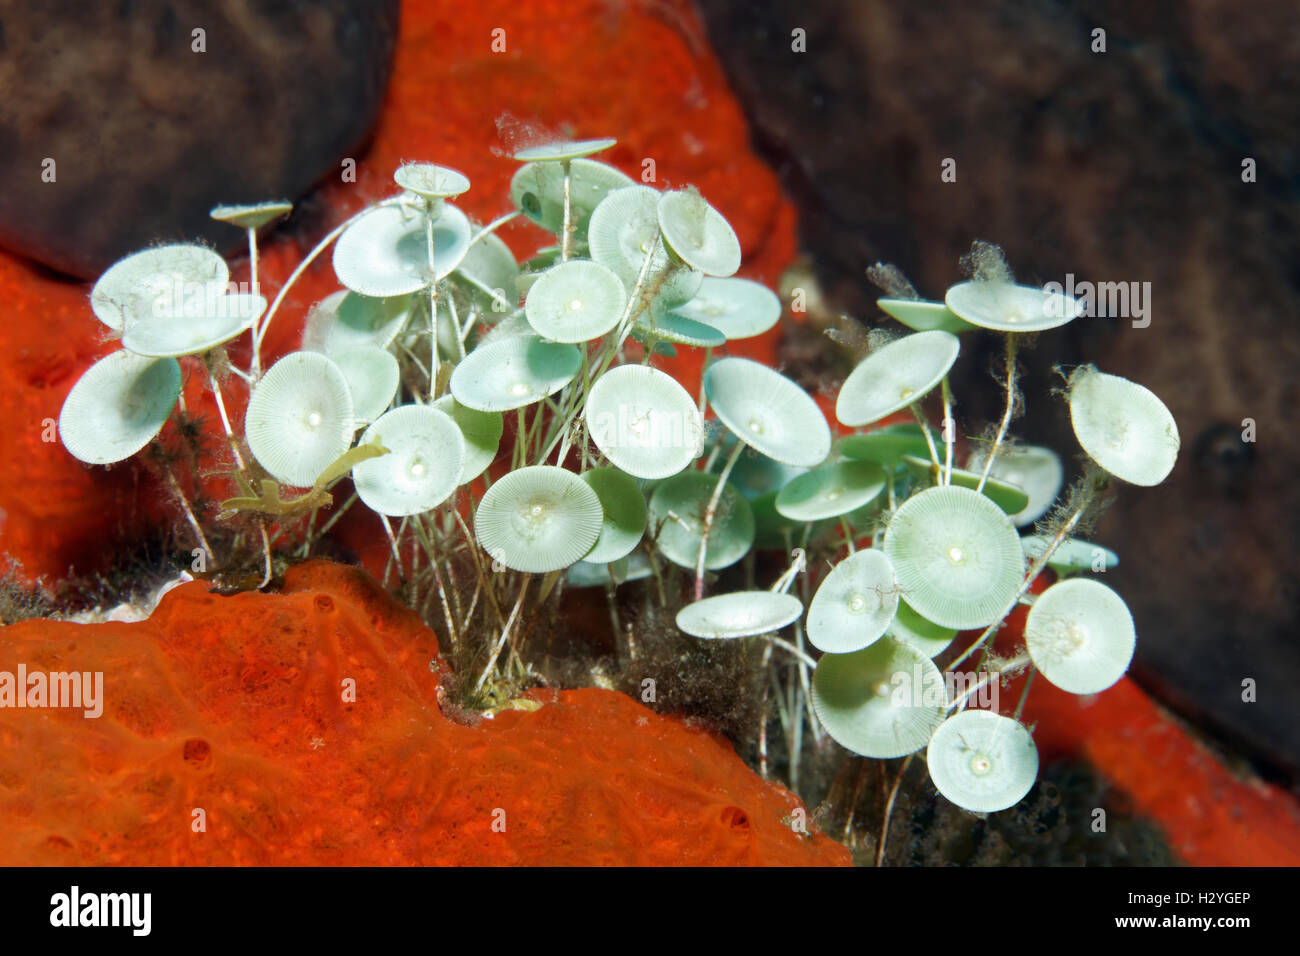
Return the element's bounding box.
[0,0,399,279]
[698,0,1300,783]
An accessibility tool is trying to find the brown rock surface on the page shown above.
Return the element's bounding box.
[0,0,399,278]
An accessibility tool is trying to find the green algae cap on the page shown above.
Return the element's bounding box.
[812,639,949,759]
[647,470,754,571]
[670,276,781,340]
[585,365,703,480]
[511,158,634,234]
[806,549,900,654]
[1024,577,1135,695]
[886,600,958,658]
[475,465,604,573]
[393,163,471,199]
[1068,366,1180,487]
[59,350,181,465]
[91,244,229,331]
[209,201,293,231]
[121,293,265,358]
[945,279,1082,333]
[883,485,1025,630]
[705,357,831,467]
[775,460,886,522]
[838,423,940,468]
[302,290,412,354]
[676,591,804,639]
[245,351,355,487]
[636,309,726,348]
[1020,535,1118,575]
[525,258,627,343]
[927,710,1039,813]
[657,188,742,277]
[876,297,976,334]
[966,444,1063,526]
[580,466,648,565]
[898,455,1031,517]
[512,138,618,162]
[566,550,653,589]
[836,330,960,428]
[330,346,400,423]
[333,204,472,297]
[449,334,581,412]
[354,405,464,517]
[431,395,503,485]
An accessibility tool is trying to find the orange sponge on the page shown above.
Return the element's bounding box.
[0,559,847,866]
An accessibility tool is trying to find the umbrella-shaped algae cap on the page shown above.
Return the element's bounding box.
[806,549,900,653]
[333,203,472,297]
[838,423,940,468]
[587,185,703,306]
[705,357,831,467]
[330,346,400,423]
[713,438,807,501]
[431,395,503,485]
[926,710,1039,813]
[877,297,976,334]
[966,445,1063,526]
[121,293,266,358]
[676,591,803,639]
[585,365,703,479]
[656,188,742,277]
[1021,535,1118,575]
[525,258,626,343]
[1025,577,1135,694]
[475,465,604,573]
[353,405,464,517]
[566,550,653,589]
[635,309,726,348]
[302,290,412,354]
[647,471,754,571]
[59,350,181,464]
[580,467,647,564]
[812,639,949,759]
[512,138,618,162]
[836,330,960,428]
[449,334,581,412]
[945,280,1082,333]
[669,276,781,340]
[455,231,520,312]
[899,455,1030,517]
[245,351,355,487]
[393,163,470,199]
[887,600,958,658]
[209,201,293,230]
[91,243,229,331]
[511,158,633,234]
[883,485,1025,630]
[775,460,886,522]
[1068,366,1180,486]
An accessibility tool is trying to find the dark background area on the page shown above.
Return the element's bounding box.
[695,0,1300,787]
